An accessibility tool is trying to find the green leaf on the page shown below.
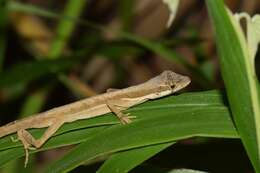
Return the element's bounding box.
[41,90,238,173]
[206,1,260,172]
[0,59,78,88]
[20,88,49,117]
[48,0,88,59]
[97,142,174,173]
[7,1,56,18]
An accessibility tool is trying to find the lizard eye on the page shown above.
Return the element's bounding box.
[170,84,175,90]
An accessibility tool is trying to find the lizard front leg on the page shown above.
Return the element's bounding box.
[107,102,136,124]
[17,120,64,167]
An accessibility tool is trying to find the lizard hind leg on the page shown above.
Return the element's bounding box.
[17,120,64,167]
[17,129,35,167]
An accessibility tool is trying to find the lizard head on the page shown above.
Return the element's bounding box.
[145,70,191,99]
[160,70,191,93]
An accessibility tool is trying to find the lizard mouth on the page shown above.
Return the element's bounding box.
[172,77,191,92]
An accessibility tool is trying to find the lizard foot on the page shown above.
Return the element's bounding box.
[16,121,64,167]
[107,102,137,124]
[17,129,37,167]
[119,113,136,124]
[10,136,19,142]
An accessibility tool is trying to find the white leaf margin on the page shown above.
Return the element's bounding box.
[162,0,180,28]
[234,13,260,68]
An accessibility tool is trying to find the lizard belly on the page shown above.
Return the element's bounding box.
[64,104,111,123]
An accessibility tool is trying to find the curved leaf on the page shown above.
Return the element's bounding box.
[97,142,174,173]
[44,91,238,173]
[206,1,260,171]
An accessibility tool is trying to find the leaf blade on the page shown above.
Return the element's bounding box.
[206,1,260,171]
[97,142,174,173]
[44,91,238,173]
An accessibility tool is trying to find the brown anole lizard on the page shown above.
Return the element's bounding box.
[0,70,190,166]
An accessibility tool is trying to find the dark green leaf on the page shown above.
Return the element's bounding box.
[97,142,174,173]
[0,59,78,88]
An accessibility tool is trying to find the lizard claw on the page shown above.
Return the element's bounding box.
[11,136,19,142]
[28,146,36,150]
[119,113,136,124]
